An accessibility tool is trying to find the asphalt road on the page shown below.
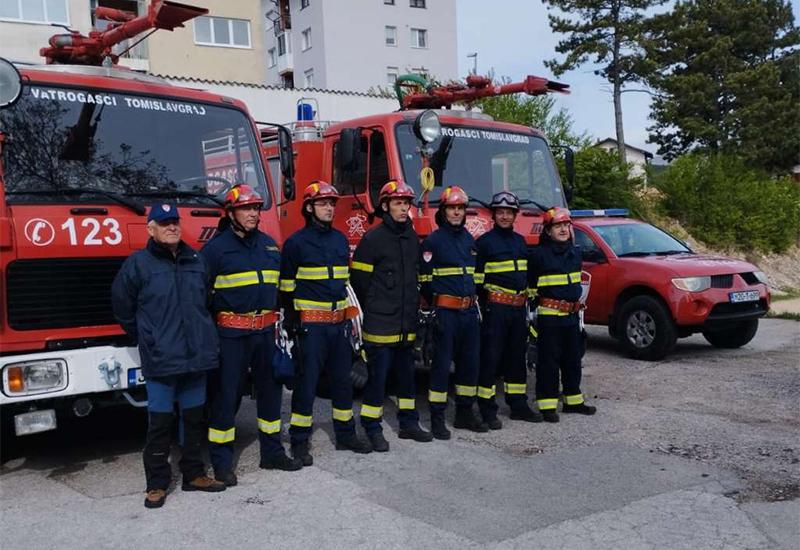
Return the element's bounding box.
[1,319,798,549]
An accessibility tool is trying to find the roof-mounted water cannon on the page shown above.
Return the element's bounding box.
[40,0,208,66]
[395,73,570,111]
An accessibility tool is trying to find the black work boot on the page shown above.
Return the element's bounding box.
[335,433,373,454]
[214,469,238,487]
[398,424,434,442]
[541,410,560,423]
[453,407,489,433]
[430,414,451,440]
[260,452,303,471]
[562,403,597,415]
[482,414,503,430]
[510,405,544,423]
[291,441,314,467]
[368,432,390,452]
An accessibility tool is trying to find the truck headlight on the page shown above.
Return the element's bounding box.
[3,360,68,396]
[413,109,441,143]
[753,271,769,285]
[671,276,711,292]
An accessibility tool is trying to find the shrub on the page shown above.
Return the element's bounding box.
[557,147,643,212]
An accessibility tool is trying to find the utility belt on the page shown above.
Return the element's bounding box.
[487,290,527,307]
[216,310,278,330]
[434,294,477,310]
[538,297,584,313]
[300,306,359,324]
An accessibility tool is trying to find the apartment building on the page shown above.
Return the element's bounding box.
[263,0,458,91]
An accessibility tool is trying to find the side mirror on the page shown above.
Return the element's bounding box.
[336,127,361,173]
[277,126,295,200]
[0,58,23,109]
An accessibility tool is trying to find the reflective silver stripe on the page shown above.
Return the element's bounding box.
[563,393,584,405]
[477,385,496,399]
[279,279,296,292]
[398,398,415,410]
[360,404,383,419]
[208,427,235,443]
[455,385,477,397]
[428,390,448,403]
[536,398,559,410]
[290,413,312,427]
[296,266,330,280]
[332,408,353,422]
[504,382,527,395]
[258,418,281,434]
[214,271,259,289]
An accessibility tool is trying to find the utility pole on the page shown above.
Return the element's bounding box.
[467,52,477,75]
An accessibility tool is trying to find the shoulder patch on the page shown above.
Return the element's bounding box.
[423,251,433,263]
[266,245,279,251]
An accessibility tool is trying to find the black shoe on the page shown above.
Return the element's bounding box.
[453,408,489,433]
[291,442,314,467]
[335,434,372,454]
[398,425,434,442]
[214,469,238,487]
[482,415,503,430]
[260,452,303,471]
[144,489,166,509]
[368,433,390,452]
[509,406,544,423]
[541,410,560,423]
[562,403,597,415]
[182,475,227,492]
[430,416,451,440]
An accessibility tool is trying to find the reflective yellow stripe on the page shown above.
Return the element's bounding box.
[518,260,528,270]
[433,267,464,276]
[477,385,496,399]
[538,306,569,317]
[214,271,259,289]
[569,271,581,283]
[279,279,296,292]
[529,325,538,338]
[428,390,448,403]
[290,413,312,427]
[332,266,349,279]
[527,287,537,298]
[473,273,485,284]
[296,266,330,280]
[485,283,526,295]
[258,418,281,434]
[398,398,415,410]
[208,427,235,443]
[418,274,433,282]
[538,274,570,286]
[563,393,584,405]
[260,270,279,284]
[294,298,349,311]
[362,332,417,344]
[455,385,477,397]
[351,261,374,273]
[537,398,559,410]
[504,382,527,395]
[360,404,383,419]
[484,260,515,273]
[332,408,353,422]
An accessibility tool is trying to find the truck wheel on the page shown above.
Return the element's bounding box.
[702,319,759,349]
[617,295,677,361]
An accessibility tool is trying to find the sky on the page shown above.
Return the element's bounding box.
[456,0,800,155]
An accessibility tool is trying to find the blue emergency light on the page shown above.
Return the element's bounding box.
[297,102,314,121]
[570,208,630,218]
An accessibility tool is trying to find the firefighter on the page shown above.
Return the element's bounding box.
[419,185,488,439]
[201,184,301,487]
[112,203,225,509]
[529,207,597,422]
[351,180,434,451]
[474,191,543,428]
[280,181,372,464]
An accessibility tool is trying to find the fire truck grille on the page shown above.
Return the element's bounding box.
[6,258,126,331]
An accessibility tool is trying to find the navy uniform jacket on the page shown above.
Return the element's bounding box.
[280,221,350,314]
[474,225,529,295]
[200,227,281,338]
[528,236,583,327]
[111,239,219,378]
[419,223,477,305]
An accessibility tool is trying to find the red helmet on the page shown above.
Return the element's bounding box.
[224,184,263,209]
[379,180,415,204]
[303,181,339,205]
[439,185,469,207]
[543,207,571,226]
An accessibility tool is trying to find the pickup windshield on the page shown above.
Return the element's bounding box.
[593,223,692,257]
[0,84,269,207]
[395,122,566,209]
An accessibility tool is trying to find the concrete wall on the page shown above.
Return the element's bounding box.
[0,0,92,64]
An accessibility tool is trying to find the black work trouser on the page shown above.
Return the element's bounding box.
[360,344,420,435]
[534,322,584,411]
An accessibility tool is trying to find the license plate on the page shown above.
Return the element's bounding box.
[729,290,760,303]
[127,368,145,387]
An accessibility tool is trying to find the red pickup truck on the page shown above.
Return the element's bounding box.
[571,210,771,360]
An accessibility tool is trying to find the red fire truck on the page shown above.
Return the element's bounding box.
[0,1,294,436]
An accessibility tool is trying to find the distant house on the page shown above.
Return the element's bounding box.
[596,138,654,178]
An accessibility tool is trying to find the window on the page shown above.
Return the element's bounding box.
[277,33,287,56]
[411,67,428,80]
[301,27,312,50]
[386,66,399,85]
[304,69,314,88]
[194,16,251,48]
[0,0,69,24]
[410,0,425,7]
[385,25,397,46]
[300,0,309,8]
[410,28,427,48]
[268,48,277,67]
[384,0,395,4]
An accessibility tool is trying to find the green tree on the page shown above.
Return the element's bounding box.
[557,147,643,211]
[543,0,664,162]
[644,0,800,173]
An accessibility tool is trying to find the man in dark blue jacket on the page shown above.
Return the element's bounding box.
[201,184,301,488]
[280,181,372,466]
[112,203,225,509]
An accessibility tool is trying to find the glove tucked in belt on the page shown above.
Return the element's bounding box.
[538,297,583,313]
[217,311,279,330]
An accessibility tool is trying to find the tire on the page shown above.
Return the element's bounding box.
[616,295,677,361]
[702,319,759,349]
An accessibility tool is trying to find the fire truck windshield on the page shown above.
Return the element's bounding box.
[395,122,566,209]
[0,84,269,207]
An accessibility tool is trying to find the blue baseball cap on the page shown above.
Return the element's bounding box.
[147,202,180,223]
